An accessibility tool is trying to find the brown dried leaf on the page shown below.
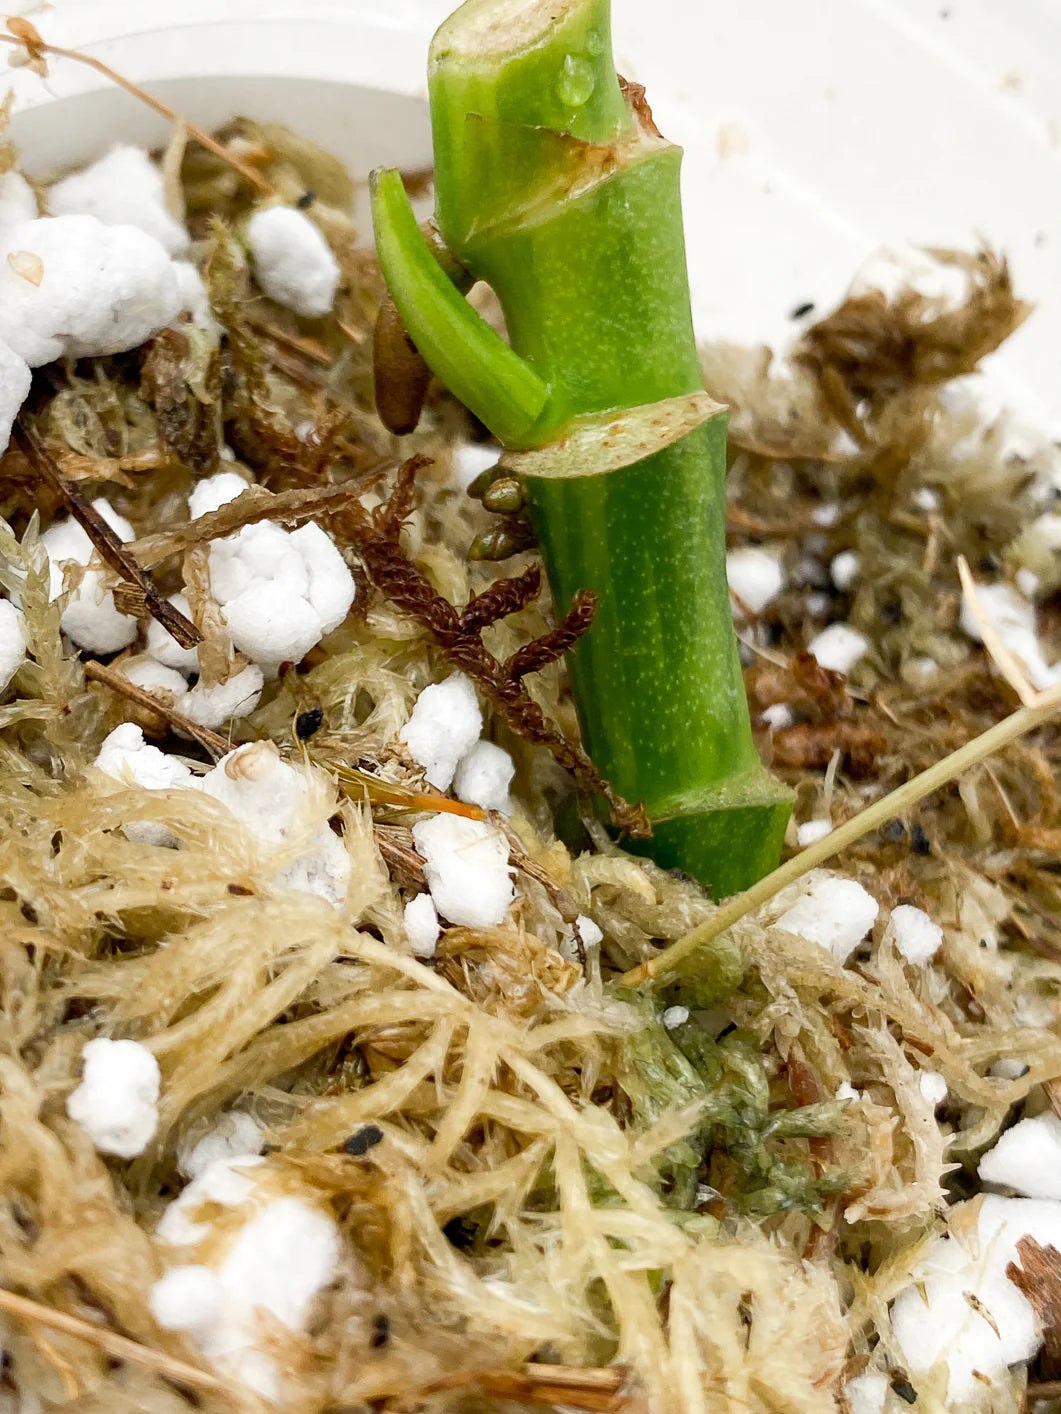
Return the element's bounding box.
[182,543,231,686]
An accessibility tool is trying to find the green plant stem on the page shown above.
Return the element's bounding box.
[372,0,791,895]
[371,170,548,444]
[621,693,1061,986]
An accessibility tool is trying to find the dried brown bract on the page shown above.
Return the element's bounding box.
[619,75,662,140]
[374,292,432,436]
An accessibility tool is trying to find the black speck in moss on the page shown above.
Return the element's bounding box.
[370,1313,391,1348]
[890,1371,918,1404]
[343,1124,384,1157]
[443,1215,478,1249]
[296,705,325,739]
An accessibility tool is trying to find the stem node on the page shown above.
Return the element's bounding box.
[374,0,793,896]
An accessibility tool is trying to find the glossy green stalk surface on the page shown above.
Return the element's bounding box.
[526,421,788,895]
[372,0,791,894]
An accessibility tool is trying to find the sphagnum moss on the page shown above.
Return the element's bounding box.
[0,19,1058,1414]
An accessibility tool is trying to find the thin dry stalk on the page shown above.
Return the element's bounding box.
[245,317,333,367]
[622,690,1061,984]
[84,659,229,757]
[331,760,487,820]
[13,422,202,649]
[956,555,1042,708]
[0,1287,230,1399]
[373,824,426,882]
[509,840,579,923]
[1,19,273,196]
[406,1363,635,1413]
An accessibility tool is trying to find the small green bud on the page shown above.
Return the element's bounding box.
[469,517,536,560]
[482,476,525,514]
[466,461,508,501]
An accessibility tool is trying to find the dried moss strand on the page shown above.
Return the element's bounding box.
[0,1288,230,1398]
[622,693,1061,985]
[128,482,374,571]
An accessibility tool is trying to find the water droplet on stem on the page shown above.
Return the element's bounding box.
[557,53,595,108]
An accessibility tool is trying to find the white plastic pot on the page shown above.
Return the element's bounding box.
[6,3,445,238]
[8,0,1061,426]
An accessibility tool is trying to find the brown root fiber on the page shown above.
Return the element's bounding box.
[795,245,1030,436]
